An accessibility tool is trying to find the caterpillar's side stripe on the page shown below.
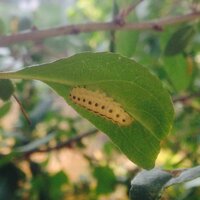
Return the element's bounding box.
[69,87,133,126]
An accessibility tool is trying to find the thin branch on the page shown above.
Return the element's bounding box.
[25,128,98,155]
[115,0,144,25]
[173,92,200,103]
[0,11,200,46]
[12,94,31,125]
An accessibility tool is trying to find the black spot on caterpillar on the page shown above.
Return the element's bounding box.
[69,87,133,126]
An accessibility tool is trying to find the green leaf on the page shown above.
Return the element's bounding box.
[0,163,25,200]
[49,171,69,199]
[0,102,11,118]
[0,52,174,169]
[164,25,196,56]
[93,166,116,195]
[130,168,172,200]
[0,80,14,101]
[116,30,139,57]
[163,55,192,91]
[115,0,139,57]
[130,166,200,200]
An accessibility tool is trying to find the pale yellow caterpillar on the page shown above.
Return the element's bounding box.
[69,87,133,126]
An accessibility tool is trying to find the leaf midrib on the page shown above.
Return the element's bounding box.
[1,72,170,136]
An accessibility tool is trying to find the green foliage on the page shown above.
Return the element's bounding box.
[0,80,14,101]
[130,166,200,200]
[29,163,47,198]
[93,165,117,195]
[0,162,25,199]
[0,0,200,199]
[163,55,192,91]
[0,52,174,169]
[0,102,11,118]
[115,0,139,57]
[130,168,172,200]
[30,168,68,200]
[116,30,139,57]
[49,171,69,199]
[164,25,196,56]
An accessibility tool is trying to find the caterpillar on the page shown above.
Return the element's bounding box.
[69,87,133,126]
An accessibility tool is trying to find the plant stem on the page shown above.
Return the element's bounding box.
[0,72,19,79]
[0,11,200,46]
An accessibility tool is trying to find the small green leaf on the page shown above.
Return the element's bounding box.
[164,25,196,56]
[116,30,139,57]
[0,80,14,101]
[115,0,139,57]
[93,166,116,195]
[163,55,192,91]
[0,102,11,118]
[0,52,174,169]
[49,171,69,199]
[0,163,25,200]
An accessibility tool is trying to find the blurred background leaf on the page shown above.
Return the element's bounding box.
[0,80,14,101]
[163,55,192,91]
[0,102,11,118]
[114,0,139,57]
[93,165,117,195]
[164,25,196,56]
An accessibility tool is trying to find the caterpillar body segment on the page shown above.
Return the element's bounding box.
[69,87,133,126]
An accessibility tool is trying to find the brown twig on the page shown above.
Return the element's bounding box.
[12,94,31,125]
[25,128,98,155]
[115,0,144,25]
[173,92,200,103]
[0,11,200,46]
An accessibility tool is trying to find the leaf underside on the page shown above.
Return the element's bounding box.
[130,166,200,200]
[0,52,174,169]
